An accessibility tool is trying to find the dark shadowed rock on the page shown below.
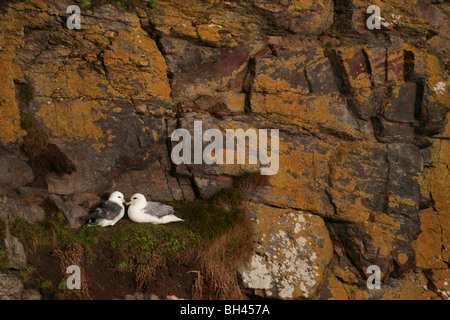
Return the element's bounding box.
[0,199,45,223]
[383,82,417,123]
[0,151,34,193]
[160,37,251,101]
[372,116,415,142]
[52,200,88,228]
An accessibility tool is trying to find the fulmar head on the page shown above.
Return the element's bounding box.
[126,193,147,208]
[108,191,125,205]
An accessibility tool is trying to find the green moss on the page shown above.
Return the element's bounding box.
[117,260,128,271]
[115,0,130,9]
[41,280,51,289]
[80,0,92,10]
[155,225,200,257]
[325,42,335,50]
[102,221,201,289]
[57,281,68,291]
[108,221,200,264]
[19,113,39,131]
[147,0,158,9]
[10,217,104,253]
[56,212,65,223]
[58,224,103,247]
[18,266,35,283]
[127,228,155,251]
[20,76,34,105]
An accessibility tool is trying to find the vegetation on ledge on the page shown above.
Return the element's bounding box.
[6,172,268,299]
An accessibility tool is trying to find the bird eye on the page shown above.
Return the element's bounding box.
[118,196,122,198]
[132,197,137,200]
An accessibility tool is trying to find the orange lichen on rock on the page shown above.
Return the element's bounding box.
[0,58,26,144]
[261,134,333,214]
[413,209,446,269]
[37,100,107,145]
[251,93,360,138]
[415,139,450,271]
[101,15,172,101]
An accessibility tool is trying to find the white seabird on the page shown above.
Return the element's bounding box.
[80,191,125,227]
[126,193,183,225]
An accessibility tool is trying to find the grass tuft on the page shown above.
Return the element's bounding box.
[10,216,103,253]
[19,76,34,105]
[19,113,49,159]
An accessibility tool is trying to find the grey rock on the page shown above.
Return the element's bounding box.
[134,292,144,300]
[383,82,417,123]
[194,95,218,110]
[22,289,41,300]
[4,228,27,270]
[52,200,87,228]
[149,293,160,300]
[305,58,340,94]
[192,172,233,199]
[0,273,23,300]
[0,199,46,223]
[237,207,333,299]
[0,151,34,192]
[373,116,415,142]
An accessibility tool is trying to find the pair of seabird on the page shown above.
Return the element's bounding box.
[80,192,183,227]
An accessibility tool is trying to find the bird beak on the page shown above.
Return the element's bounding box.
[125,201,131,205]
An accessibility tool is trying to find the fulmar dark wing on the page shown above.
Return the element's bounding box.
[142,201,174,218]
[81,201,122,221]
[98,201,122,220]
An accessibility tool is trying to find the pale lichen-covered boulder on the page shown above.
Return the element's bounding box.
[238,203,333,299]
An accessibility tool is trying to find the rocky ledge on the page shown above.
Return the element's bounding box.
[0,0,449,299]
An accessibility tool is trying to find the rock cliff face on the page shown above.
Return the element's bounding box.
[0,0,449,299]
